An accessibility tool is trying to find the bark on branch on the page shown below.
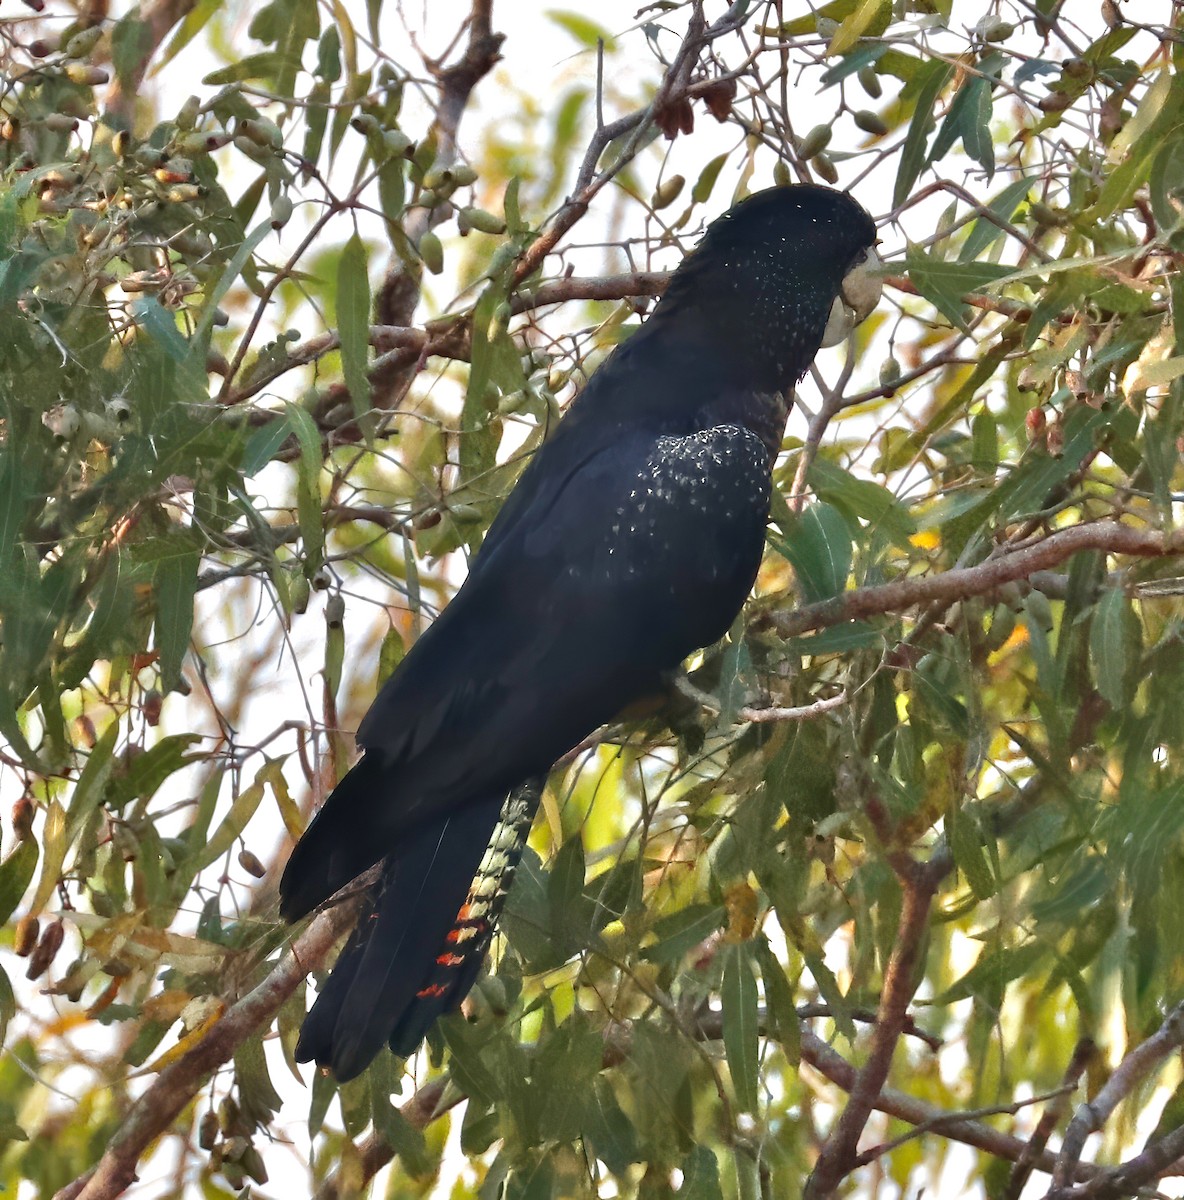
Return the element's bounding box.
[1050,1001,1184,1195]
[103,0,200,129]
[804,853,951,1198]
[771,522,1184,640]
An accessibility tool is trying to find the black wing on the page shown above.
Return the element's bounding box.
[279,420,772,920]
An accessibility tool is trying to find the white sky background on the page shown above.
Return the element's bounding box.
[5,1,1175,1198]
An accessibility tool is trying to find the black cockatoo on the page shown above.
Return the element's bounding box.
[280,183,881,1080]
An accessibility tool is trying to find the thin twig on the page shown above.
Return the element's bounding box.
[509,0,751,289]
[799,1030,1099,1185]
[853,1084,1078,1169]
[53,900,362,1200]
[1004,1038,1096,1200]
[789,331,860,515]
[673,674,849,723]
[1053,1002,1184,1189]
[226,269,670,405]
[739,692,849,723]
[1045,1121,1184,1200]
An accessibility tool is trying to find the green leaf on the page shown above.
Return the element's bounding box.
[999,406,1108,520]
[1089,73,1184,221]
[754,940,800,1062]
[934,941,1048,1005]
[1150,132,1184,234]
[721,943,760,1112]
[1090,587,1136,708]
[0,966,13,1051]
[503,176,523,236]
[248,1,282,43]
[819,41,888,87]
[187,219,272,353]
[303,80,331,173]
[158,0,220,69]
[370,1071,430,1173]
[548,834,590,956]
[546,9,617,51]
[155,539,200,693]
[970,410,998,473]
[461,272,523,508]
[107,734,202,811]
[234,1033,284,1124]
[0,450,30,576]
[959,176,1036,263]
[532,1014,602,1142]
[502,848,554,968]
[894,60,953,207]
[584,1077,640,1173]
[192,778,265,871]
[679,1145,724,1200]
[203,52,286,85]
[829,0,891,55]
[124,1019,171,1067]
[774,502,852,603]
[947,800,995,901]
[65,724,119,846]
[692,153,729,205]
[0,839,37,926]
[330,70,371,163]
[641,903,725,966]
[734,1149,760,1200]
[315,25,341,81]
[27,800,66,916]
[275,0,320,98]
[806,458,914,545]
[110,15,152,90]
[240,414,292,477]
[337,233,372,419]
[785,622,882,656]
[377,627,405,687]
[905,248,1014,332]
[309,1069,336,1138]
[930,70,996,178]
[801,947,856,1039]
[284,401,325,575]
[440,1018,500,1107]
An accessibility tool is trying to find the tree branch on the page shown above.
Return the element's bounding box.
[103,0,199,129]
[797,1030,1098,1184]
[1053,1001,1184,1190]
[771,522,1184,640]
[1004,1038,1096,1200]
[804,854,949,1198]
[1046,1121,1184,1200]
[225,269,669,406]
[739,692,848,723]
[53,899,361,1200]
[509,0,751,288]
[316,1008,1097,1200]
[371,0,504,409]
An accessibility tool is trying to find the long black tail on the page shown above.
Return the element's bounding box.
[293,781,541,1080]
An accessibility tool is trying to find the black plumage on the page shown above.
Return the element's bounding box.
[280,183,879,1080]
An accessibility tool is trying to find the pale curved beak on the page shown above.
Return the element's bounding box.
[819,245,884,348]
